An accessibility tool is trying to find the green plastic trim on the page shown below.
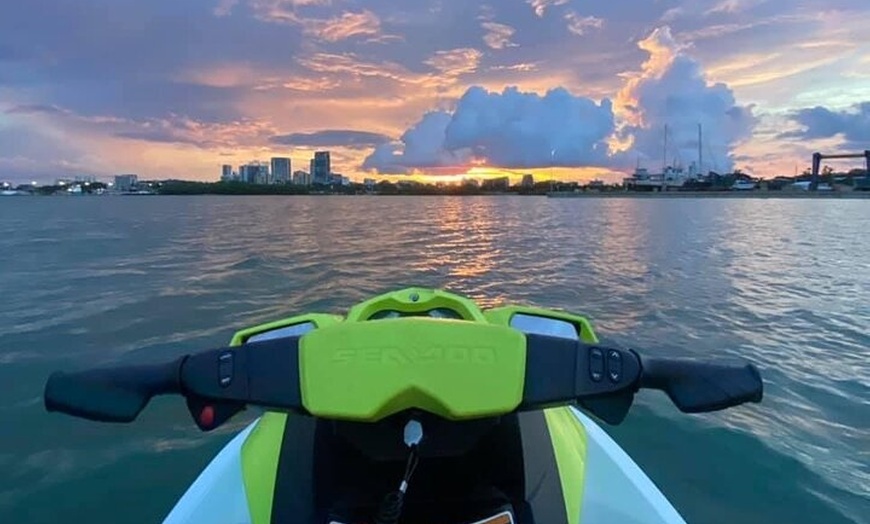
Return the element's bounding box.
[345,287,488,322]
[229,313,343,346]
[299,318,526,421]
[240,412,287,524]
[234,313,339,523]
[544,407,589,524]
[484,306,600,344]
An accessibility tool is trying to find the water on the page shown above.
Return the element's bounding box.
[0,195,868,523]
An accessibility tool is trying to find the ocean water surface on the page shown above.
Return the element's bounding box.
[0,195,867,523]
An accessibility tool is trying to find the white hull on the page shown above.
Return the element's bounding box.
[164,408,685,524]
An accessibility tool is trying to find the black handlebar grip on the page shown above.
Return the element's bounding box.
[44,358,184,422]
[639,358,763,413]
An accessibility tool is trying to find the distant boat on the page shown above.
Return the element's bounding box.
[622,123,707,191]
[731,180,757,191]
[791,181,833,191]
[623,166,697,191]
[1,190,22,196]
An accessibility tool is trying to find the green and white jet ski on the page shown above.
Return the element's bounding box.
[43,287,763,524]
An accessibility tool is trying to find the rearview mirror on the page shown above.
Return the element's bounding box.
[246,322,316,343]
[509,314,579,340]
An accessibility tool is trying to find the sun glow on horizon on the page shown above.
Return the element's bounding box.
[392,165,625,184]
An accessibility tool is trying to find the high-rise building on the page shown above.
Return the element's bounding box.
[239,162,269,184]
[221,164,233,181]
[292,170,312,186]
[270,157,291,185]
[114,174,138,192]
[255,164,268,184]
[239,164,254,183]
[481,176,509,191]
[521,174,534,188]
[312,151,331,185]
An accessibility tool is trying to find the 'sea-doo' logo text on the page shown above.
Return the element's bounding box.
[331,345,497,365]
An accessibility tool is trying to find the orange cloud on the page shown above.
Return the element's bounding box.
[614,27,681,128]
[481,22,517,49]
[424,48,484,77]
[309,10,397,43]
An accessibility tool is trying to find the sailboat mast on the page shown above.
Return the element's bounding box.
[662,124,668,173]
[698,123,703,176]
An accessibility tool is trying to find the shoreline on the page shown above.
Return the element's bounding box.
[4,191,869,199]
[546,191,870,199]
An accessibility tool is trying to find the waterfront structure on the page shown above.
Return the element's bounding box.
[482,176,509,191]
[239,162,269,184]
[521,174,534,188]
[256,164,268,184]
[623,124,707,191]
[114,174,138,192]
[270,157,291,184]
[312,151,331,184]
[239,164,255,183]
[221,164,233,181]
[292,170,312,186]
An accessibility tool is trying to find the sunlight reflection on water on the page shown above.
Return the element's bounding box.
[0,195,867,523]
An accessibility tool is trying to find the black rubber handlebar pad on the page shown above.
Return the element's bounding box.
[638,358,763,413]
[44,358,184,422]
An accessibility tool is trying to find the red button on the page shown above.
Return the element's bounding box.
[199,406,215,427]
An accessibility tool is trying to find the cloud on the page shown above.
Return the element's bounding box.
[310,10,393,43]
[213,0,239,17]
[614,26,757,172]
[564,12,604,36]
[242,1,397,42]
[481,22,517,49]
[363,25,758,175]
[477,6,517,50]
[527,0,568,18]
[362,111,471,174]
[5,104,69,116]
[489,62,539,72]
[363,86,616,173]
[781,102,870,149]
[443,86,615,167]
[706,0,769,15]
[297,52,431,86]
[424,48,483,77]
[6,103,275,149]
[2,0,867,182]
[270,129,392,149]
[660,0,773,23]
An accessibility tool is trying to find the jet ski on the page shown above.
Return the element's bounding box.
[43,287,763,524]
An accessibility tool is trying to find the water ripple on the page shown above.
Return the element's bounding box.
[0,196,868,523]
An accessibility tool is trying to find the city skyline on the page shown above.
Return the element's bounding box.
[1,1,868,184]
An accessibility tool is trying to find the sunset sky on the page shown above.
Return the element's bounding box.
[1,0,868,184]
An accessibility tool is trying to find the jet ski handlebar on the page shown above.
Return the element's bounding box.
[44,334,763,430]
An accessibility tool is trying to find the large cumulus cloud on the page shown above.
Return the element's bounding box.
[363,26,758,175]
[362,111,472,174]
[614,27,757,173]
[363,86,616,173]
